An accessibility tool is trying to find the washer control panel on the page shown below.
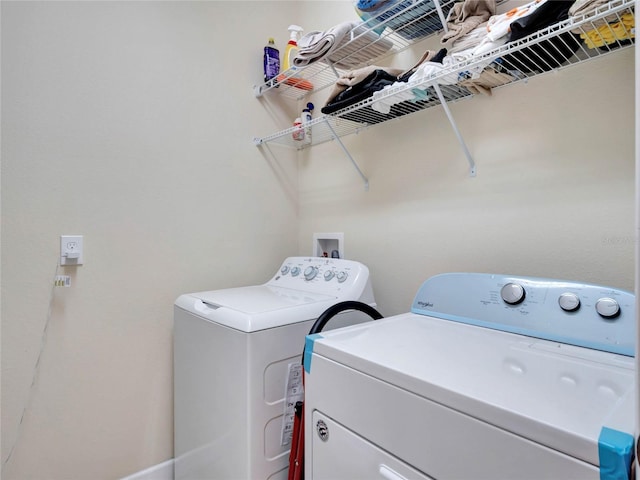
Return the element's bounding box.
[268,257,365,295]
[411,273,635,356]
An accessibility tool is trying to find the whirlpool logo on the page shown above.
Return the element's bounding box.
[416,301,434,308]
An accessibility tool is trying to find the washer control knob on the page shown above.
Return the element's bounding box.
[501,283,526,305]
[595,297,620,319]
[324,270,335,281]
[280,266,290,275]
[336,271,348,283]
[291,267,300,277]
[558,293,580,312]
[304,266,318,281]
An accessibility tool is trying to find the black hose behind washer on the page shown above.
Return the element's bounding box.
[308,300,384,335]
[302,301,384,364]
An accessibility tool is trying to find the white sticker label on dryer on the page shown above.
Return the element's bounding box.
[280,362,304,446]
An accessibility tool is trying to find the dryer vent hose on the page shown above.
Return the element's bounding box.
[302,300,383,365]
[309,300,383,335]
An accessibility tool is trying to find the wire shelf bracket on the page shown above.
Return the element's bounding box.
[324,117,370,191]
[433,84,476,177]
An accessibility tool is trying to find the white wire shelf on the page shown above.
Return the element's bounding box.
[254,0,459,100]
[254,0,635,151]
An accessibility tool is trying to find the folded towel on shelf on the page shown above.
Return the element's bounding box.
[448,22,491,54]
[440,0,496,45]
[446,21,507,59]
[324,65,405,106]
[458,65,515,95]
[293,21,393,69]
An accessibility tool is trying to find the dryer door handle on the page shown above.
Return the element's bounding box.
[379,464,408,480]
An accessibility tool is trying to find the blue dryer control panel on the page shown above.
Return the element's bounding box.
[410,273,635,356]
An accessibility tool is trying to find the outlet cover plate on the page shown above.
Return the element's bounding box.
[60,235,84,265]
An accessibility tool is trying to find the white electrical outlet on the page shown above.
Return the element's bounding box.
[60,235,84,265]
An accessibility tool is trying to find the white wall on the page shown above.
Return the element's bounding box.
[1,1,635,479]
[1,2,300,479]
[297,2,635,316]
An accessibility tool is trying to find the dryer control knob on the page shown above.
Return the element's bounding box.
[501,283,526,305]
[291,267,301,277]
[336,271,348,283]
[280,266,290,275]
[595,297,620,319]
[558,293,580,312]
[324,270,335,281]
[304,266,318,281]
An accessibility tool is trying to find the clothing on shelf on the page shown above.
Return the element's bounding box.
[569,0,623,33]
[370,48,453,114]
[293,21,393,69]
[507,0,575,42]
[322,68,405,115]
[458,65,515,96]
[320,0,602,119]
[485,0,548,42]
[324,65,406,107]
[579,12,634,48]
[448,21,492,54]
[501,0,582,73]
[322,48,445,114]
[440,0,496,45]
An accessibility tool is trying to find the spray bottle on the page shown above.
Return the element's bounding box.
[277,25,314,91]
[292,117,305,141]
[282,25,303,71]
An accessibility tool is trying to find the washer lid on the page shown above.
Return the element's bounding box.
[193,285,335,313]
[310,313,636,468]
[175,285,338,332]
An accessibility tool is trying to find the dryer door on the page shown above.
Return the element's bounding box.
[310,411,433,480]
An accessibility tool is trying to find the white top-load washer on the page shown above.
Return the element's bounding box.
[304,273,636,480]
[173,257,375,480]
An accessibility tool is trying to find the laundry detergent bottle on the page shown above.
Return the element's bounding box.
[263,37,280,85]
[277,25,313,91]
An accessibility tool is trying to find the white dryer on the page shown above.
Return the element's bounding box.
[304,273,636,480]
[173,257,375,480]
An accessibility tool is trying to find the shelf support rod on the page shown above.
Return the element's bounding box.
[433,84,476,177]
[433,0,449,34]
[323,117,370,191]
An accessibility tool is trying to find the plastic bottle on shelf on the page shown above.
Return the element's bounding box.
[302,102,314,139]
[292,117,305,141]
[263,37,280,86]
[282,25,303,71]
[277,25,314,91]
